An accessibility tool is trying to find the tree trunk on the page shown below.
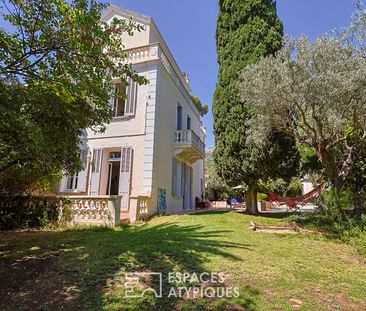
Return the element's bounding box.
[246,186,258,214]
[333,179,346,220]
[317,143,346,219]
[317,143,339,187]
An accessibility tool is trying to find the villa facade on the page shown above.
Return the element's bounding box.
[56,5,206,222]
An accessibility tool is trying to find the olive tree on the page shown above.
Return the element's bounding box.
[239,36,366,211]
[341,0,365,58]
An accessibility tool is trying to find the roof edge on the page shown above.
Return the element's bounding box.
[101,4,152,25]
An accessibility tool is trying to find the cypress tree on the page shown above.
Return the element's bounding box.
[213,0,299,213]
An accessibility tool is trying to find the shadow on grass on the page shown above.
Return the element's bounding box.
[0,221,257,311]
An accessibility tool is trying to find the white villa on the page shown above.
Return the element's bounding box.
[56,5,206,223]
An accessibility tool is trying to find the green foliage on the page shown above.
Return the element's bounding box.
[59,199,73,225]
[0,0,147,103]
[340,222,366,258]
[257,193,267,202]
[190,95,208,116]
[205,149,233,200]
[0,0,147,193]
[346,141,366,213]
[0,196,60,230]
[290,189,366,258]
[298,144,323,176]
[0,81,101,193]
[213,0,299,193]
[205,175,232,201]
[261,178,302,197]
[240,35,366,200]
[290,187,365,233]
[339,0,366,58]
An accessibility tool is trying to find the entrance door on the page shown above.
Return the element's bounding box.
[107,162,120,195]
[119,147,133,209]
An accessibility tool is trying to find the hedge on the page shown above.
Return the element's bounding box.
[0,196,61,230]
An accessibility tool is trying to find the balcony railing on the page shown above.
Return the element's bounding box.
[123,43,201,120]
[124,44,160,64]
[175,130,205,163]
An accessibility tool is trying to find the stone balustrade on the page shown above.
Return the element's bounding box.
[60,196,122,226]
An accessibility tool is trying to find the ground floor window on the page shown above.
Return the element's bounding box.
[66,173,78,190]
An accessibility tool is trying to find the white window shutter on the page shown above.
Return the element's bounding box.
[119,147,133,208]
[90,149,103,195]
[172,157,177,196]
[125,78,137,116]
[77,149,88,192]
[110,86,116,116]
[176,160,182,196]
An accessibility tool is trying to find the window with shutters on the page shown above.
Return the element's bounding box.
[113,83,126,117]
[66,173,78,190]
[92,149,101,173]
[80,149,88,169]
[112,78,138,118]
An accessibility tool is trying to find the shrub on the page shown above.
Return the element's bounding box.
[0,196,61,230]
[290,189,366,258]
[257,193,267,202]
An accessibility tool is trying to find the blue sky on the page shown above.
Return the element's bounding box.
[110,0,356,148]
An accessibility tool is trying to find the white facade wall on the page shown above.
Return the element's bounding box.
[154,63,204,213]
[57,5,205,219]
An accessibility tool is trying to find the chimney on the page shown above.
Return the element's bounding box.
[183,72,190,85]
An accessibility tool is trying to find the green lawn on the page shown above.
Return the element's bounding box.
[1,211,366,311]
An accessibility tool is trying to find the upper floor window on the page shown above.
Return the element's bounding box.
[177,105,183,130]
[113,83,126,117]
[187,115,191,130]
[112,78,138,118]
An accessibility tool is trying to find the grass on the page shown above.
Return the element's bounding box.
[0,211,366,310]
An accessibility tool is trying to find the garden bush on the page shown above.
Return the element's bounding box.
[0,196,61,230]
[290,189,366,258]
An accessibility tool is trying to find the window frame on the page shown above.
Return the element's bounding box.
[66,173,79,191]
[111,78,138,120]
[113,83,127,118]
[92,149,102,174]
[176,104,183,130]
[187,115,191,130]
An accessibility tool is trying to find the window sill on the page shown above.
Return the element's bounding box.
[111,116,135,122]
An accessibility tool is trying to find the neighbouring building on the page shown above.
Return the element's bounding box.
[56,5,206,222]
